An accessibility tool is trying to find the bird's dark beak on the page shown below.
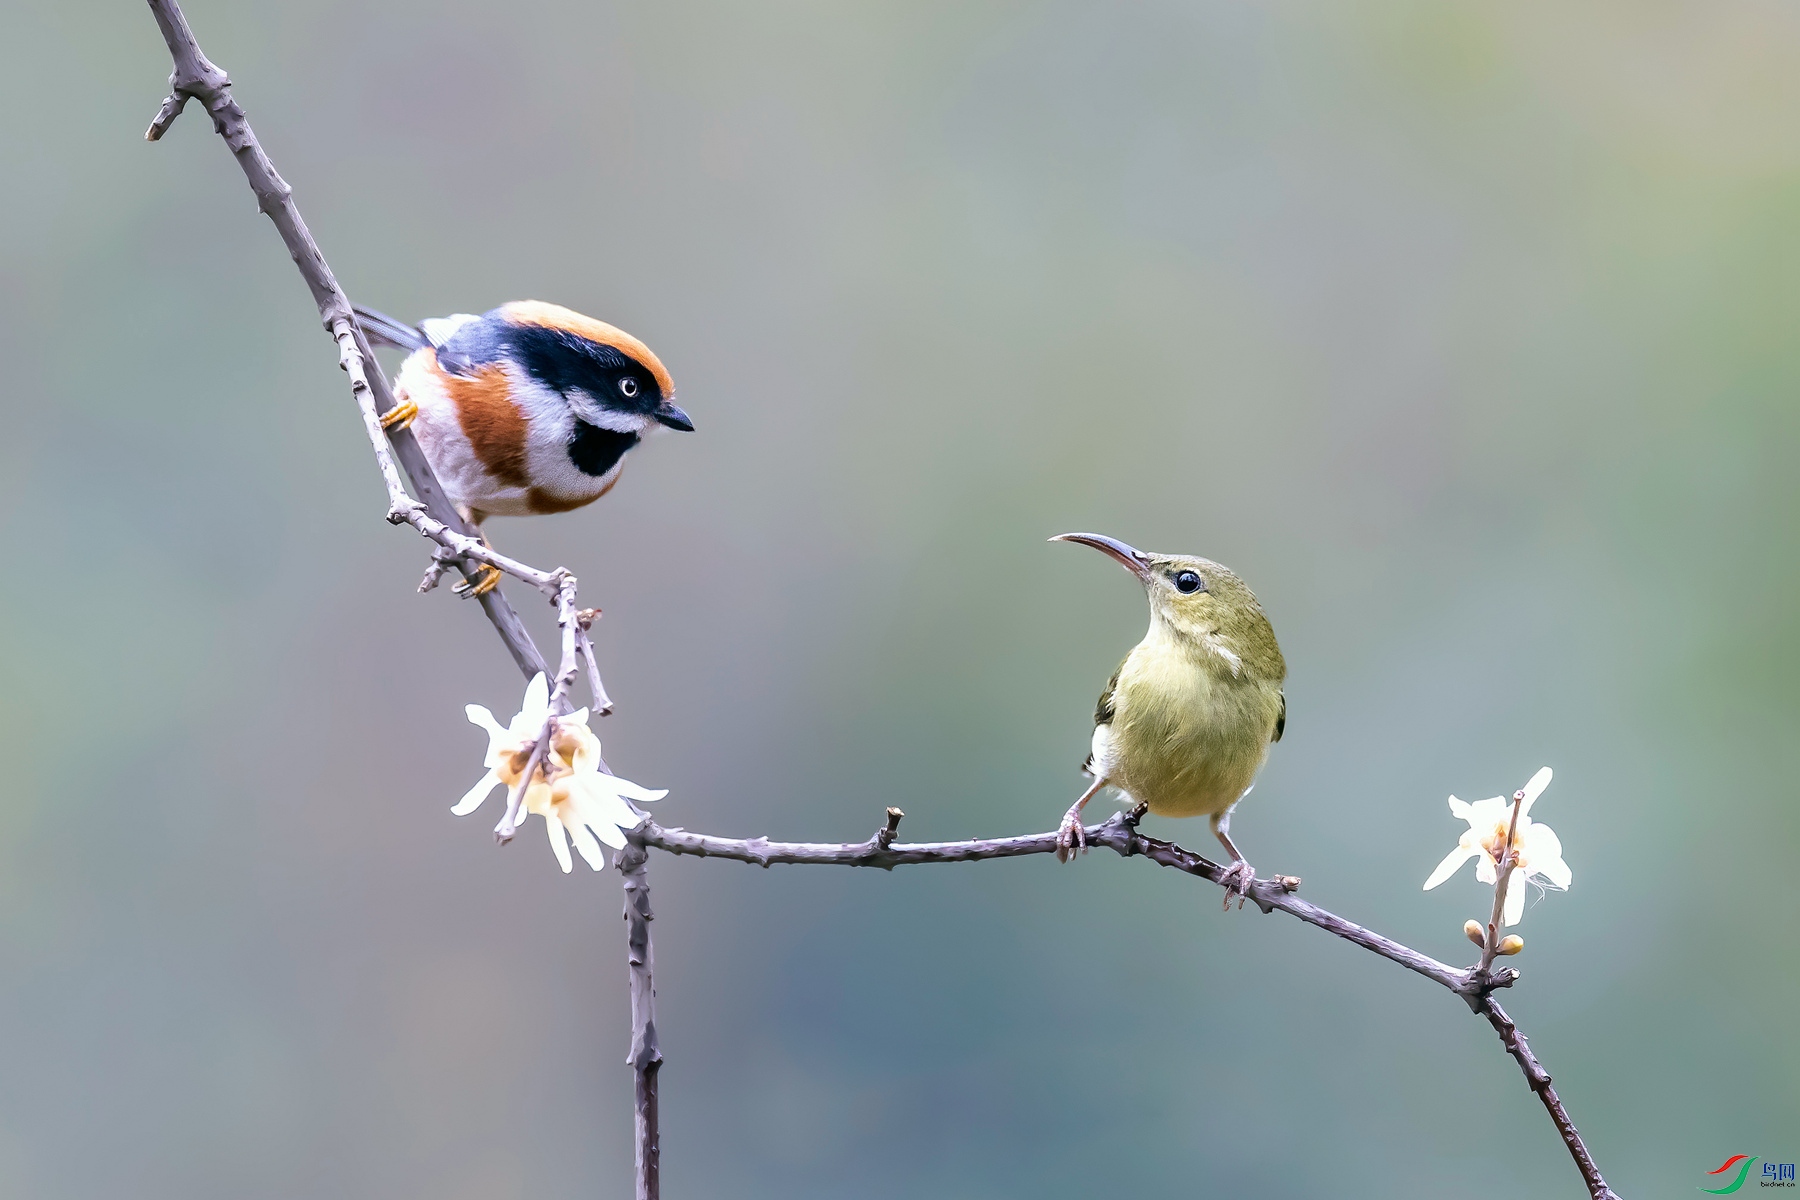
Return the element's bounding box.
[653,402,695,431]
[1050,532,1154,583]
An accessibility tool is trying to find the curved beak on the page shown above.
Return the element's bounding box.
[653,401,695,432]
[1050,532,1154,582]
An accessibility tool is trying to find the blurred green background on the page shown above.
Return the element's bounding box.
[2,1,1797,1196]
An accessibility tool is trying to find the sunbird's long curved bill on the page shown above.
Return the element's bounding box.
[1049,532,1154,581]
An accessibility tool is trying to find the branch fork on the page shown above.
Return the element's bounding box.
[494,573,593,842]
[855,806,906,863]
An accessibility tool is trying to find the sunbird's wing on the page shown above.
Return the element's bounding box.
[1081,662,1124,775]
[1274,692,1286,743]
[1094,664,1120,727]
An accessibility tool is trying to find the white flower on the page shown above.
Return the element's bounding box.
[454,674,667,872]
[1422,766,1571,926]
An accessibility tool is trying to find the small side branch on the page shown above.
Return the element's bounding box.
[575,608,614,716]
[618,837,662,1200]
[641,808,1617,1199]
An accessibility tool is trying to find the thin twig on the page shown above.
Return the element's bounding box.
[575,608,614,716]
[418,548,459,594]
[643,811,1472,991]
[1481,997,1621,1200]
[143,0,553,679]
[641,807,1614,1198]
[618,836,662,1200]
[1478,785,1529,976]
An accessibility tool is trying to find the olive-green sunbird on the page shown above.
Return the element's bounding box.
[1052,533,1287,899]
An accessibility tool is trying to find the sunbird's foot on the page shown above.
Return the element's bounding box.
[1055,805,1088,863]
[1218,859,1256,910]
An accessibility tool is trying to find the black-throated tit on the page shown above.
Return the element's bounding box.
[1052,534,1287,903]
[358,301,692,592]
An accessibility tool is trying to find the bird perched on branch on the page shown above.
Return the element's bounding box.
[1052,533,1287,903]
[356,301,693,593]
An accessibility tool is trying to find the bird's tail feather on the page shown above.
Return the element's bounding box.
[353,304,428,352]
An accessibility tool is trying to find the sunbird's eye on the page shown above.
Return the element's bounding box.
[1173,570,1204,594]
[618,377,639,398]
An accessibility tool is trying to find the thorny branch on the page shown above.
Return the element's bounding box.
[143,0,565,681]
[1482,996,1621,1200]
[142,3,1621,1198]
[644,807,1619,1199]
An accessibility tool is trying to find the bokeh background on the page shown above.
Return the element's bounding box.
[2,1,1797,1196]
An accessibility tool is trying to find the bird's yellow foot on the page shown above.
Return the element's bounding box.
[1218,859,1256,910]
[1055,804,1089,863]
[379,398,419,431]
[457,563,503,597]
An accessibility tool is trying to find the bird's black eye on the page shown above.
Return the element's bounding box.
[1173,570,1204,594]
[618,377,639,398]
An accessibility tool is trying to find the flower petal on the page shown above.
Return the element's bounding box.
[507,675,550,740]
[602,779,668,804]
[453,770,502,816]
[572,781,648,831]
[1522,822,1571,889]
[1539,854,1572,890]
[1447,795,1470,820]
[586,811,630,848]
[567,819,609,870]
[1519,766,1553,817]
[562,723,604,770]
[1503,873,1527,926]
[1475,853,1498,885]
[1424,845,1477,890]
[1468,796,1509,826]
[543,812,573,873]
[466,704,503,737]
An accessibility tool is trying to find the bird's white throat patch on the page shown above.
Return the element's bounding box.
[1151,616,1244,678]
[565,391,652,433]
[1200,630,1243,677]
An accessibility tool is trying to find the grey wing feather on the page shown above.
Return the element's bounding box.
[353,304,429,352]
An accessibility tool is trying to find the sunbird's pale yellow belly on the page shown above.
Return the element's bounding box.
[1094,630,1283,818]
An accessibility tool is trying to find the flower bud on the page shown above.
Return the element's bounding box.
[1464,920,1485,946]
[1496,935,1524,956]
